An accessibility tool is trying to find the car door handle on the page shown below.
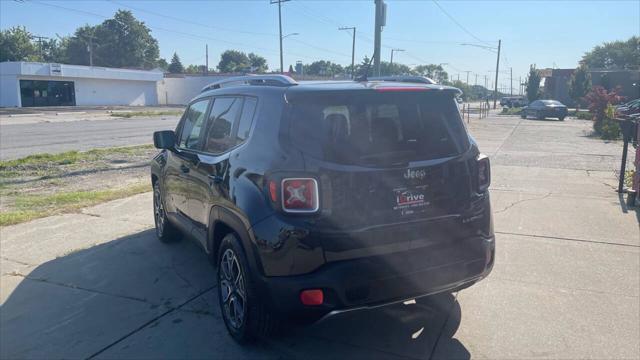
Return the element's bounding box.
[180,164,190,173]
[208,175,223,184]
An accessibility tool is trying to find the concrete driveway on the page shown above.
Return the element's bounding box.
[1,115,638,359]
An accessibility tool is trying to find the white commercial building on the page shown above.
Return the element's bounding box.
[0,62,163,107]
[157,74,232,105]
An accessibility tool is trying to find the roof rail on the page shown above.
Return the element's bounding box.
[201,74,297,93]
[368,75,436,85]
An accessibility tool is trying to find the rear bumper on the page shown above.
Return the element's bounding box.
[257,234,494,321]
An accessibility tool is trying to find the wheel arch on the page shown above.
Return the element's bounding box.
[208,206,264,276]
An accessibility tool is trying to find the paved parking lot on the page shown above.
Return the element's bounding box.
[1,115,638,359]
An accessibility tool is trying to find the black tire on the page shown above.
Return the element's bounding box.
[217,233,279,343]
[153,183,179,243]
[558,116,565,121]
[520,112,527,119]
[536,111,545,120]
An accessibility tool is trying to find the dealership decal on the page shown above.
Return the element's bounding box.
[393,187,430,215]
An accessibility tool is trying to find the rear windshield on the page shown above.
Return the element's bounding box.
[289,92,469,166]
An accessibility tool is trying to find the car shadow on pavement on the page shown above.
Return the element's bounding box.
[1,228,469,359]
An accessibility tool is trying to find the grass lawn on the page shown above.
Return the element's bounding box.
[0,183,149,226]
[110,110,183,118]
[0,145,156,226]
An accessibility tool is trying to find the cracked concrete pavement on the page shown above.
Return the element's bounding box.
[1,114,638,359]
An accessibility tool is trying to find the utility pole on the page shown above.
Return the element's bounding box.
[271,0,290,74]
[457,73,460,82]
[493,39,501,109]
[88,37,94,66]
[519,76,522,95]
[485,75,488,89]
[390,48,404,69]
[205,44,209,75]
[475,73,478,86]
[339,27,356,79]
[510,67,513,96]
[464,70,471,85]
[31,35,49,60]
[373,0,386,76]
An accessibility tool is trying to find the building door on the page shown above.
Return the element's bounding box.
[19,80,76,107]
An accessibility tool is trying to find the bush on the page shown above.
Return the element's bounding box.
[584,86,624,139]
[597,117,621,139]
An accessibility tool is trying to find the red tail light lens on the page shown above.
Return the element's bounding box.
[300,289,324,306]
[282,178,319,213]
[477,154,491,192]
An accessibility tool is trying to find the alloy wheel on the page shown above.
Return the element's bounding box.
[220,248,246,330]
[153,188,165,237]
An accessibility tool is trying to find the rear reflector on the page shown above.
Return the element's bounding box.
[300,289,324,305]
[282,178,319,213]
[268,180,278,202]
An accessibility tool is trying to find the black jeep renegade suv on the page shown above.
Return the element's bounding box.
[151,75,494,342]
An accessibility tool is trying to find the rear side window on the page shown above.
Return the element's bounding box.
[289,92,469,166]
[178,99,210,150]
[204,97,242,153]
[236,97,257,142]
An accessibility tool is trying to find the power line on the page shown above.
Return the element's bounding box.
[26,0,320,62]
[430,0,492,46]
[109,0,277,37]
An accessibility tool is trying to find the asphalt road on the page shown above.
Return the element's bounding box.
[1,113,639,359]
[0,116,179,160]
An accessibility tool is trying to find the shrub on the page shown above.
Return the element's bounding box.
[594,104,621,140]
[584,86,624,138]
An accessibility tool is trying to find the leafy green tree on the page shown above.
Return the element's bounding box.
[64,25,97,66]
[380,61,413,76]
[354,55,373,78]
[91,10,159,69]
[413,64,449,83]
[304,60,344,77]
[568,64,592,107]
[156,58,169,71]
[248,53,268,73]
[218,50,250,73]
[582,36,639,70]
[0,26,38,62]
[168,53,184,73]
[525,65,542,102]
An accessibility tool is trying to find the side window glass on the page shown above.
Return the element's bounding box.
[236,97,257,142]
[178,99,210,150]
[204,97,242,153]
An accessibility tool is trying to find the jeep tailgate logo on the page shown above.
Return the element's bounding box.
[404,168,426,180]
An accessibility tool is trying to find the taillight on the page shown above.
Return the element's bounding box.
[477,154,491,192]
[281,178,319,213]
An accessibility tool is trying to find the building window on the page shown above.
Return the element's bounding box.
[19,80,76,107]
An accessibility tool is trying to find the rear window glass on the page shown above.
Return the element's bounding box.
[289,93,469,166]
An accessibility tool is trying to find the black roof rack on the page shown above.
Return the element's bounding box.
[368,75,436,84]
[201,74,297,93]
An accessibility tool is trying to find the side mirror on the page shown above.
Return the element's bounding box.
[153,130,176,150]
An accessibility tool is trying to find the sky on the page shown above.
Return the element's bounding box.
[1,0,638,91]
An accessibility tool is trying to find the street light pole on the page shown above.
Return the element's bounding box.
[339,26,356,79]
[271,0,290,74]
